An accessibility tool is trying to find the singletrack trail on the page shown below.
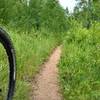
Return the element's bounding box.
[31,46,62,100]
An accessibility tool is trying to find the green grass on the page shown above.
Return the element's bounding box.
[0,28,58,100]
[58,24,100,100]
[1,22,100,100]
[0,44,9,100]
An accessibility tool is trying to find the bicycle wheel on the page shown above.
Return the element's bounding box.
[0,28,16,100]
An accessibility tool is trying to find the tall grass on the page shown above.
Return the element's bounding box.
[59,23,100,100]
[0,44,9,100]
[0,28,58,100]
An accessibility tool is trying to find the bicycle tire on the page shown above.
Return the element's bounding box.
[0,28,16,100]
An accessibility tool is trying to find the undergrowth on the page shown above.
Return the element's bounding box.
[59,23,100,100]
[0,27,58,100]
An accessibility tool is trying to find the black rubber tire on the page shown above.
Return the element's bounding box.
[0,28,16,100]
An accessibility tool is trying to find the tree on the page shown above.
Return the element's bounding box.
[73,0,94,29]
[40,0,67,32]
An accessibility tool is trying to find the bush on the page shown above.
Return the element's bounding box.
[59,25,100,100]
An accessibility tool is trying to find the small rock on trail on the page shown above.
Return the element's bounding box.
[31,46,62,100]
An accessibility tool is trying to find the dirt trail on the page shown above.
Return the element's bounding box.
[31,46,62,100]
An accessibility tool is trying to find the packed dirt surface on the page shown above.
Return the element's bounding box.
[31,46,62,100]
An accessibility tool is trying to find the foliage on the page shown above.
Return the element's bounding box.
[0,27,58,99]
[0,0,68,33]
[0,0,100,99]
[73,0,100,29]
[59,23,100,100]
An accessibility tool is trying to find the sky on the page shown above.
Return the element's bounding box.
[58,0,77,12]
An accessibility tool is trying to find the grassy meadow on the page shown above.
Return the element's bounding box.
[58,23,100,100]
[0,22,100,100]
[0,27,58,100]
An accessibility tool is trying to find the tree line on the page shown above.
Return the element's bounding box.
[73,0,100,29]
[0,0,68,32]
[0,0,100,32]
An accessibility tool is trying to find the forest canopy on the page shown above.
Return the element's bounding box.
[0,0,100,32]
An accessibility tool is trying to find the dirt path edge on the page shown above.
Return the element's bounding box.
[30,46,62,100]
